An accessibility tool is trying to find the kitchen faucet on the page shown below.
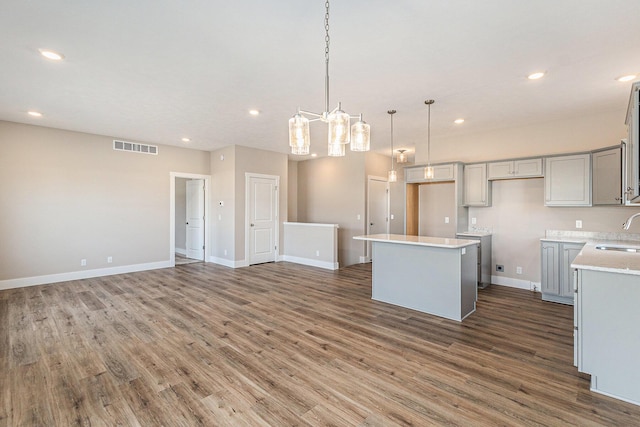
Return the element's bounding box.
[622,212,640,230]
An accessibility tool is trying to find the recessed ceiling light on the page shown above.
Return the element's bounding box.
[249,109,260,116]
[617,74,637,82]
[39,49,64,61]
[27,111,42,117]
[181,137,190,142]
[528,71,546,80]
[454,118,465,124]
[311,153,317,157]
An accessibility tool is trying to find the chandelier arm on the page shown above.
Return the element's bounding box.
[298,110,325,118]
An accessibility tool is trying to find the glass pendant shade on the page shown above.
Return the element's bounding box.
[289,114,310,154]
[424,165,434,179]
[350,120,370,151]
[397,150,408,163]
[388,169,398,183]
[328,110,350,145]
[328,141,346,157]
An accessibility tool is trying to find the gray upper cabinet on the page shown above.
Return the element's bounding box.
[487,158,543,180]
[592,146,622,205]
[405,163,455,183]
[544,154,591,206]
[463,163,491,206]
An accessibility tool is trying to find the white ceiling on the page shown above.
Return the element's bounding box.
[1,0,639,159]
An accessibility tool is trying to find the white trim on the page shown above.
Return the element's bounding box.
[281,255,339,270]
[282,222,339,228]
[208,256,249,268]
[245,172,280,266]
[170,172,211,267]
[175,247,187,256]
[360,256,371,263]
[366,175,390,260]
[491,275,540,290]
[0,261,171,291]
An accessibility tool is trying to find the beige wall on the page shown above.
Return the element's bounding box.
[471,178,640,284]
[416,108,627,164]
[419,182,456,238]
[297,154,367,266]
[234,145,288,261]
[175,178,188,251]
[0,121,210,281]
[288,160,298,222]
[210,145,288,265]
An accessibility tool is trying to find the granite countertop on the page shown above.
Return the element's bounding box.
[572,242,640,276]
[353,234,478,249]
[541,230,640,275]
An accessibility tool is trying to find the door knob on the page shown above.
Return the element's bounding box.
[370,222,374,226]
[186,222,189,225]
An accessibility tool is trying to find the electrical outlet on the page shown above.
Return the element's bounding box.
[81,259,87,267]
[357,214,361,220]
[471,217,477,225]
[445,216,450,224]
[496,264,504,272]
[316,250,320,257]
[390,214,395,220]
[516,266,522,275]
[107,256,113,264]
[576,220,583,229]
[224,249,227,256]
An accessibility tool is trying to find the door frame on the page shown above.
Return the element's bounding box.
[244,172,279,266]
[169,172,211,267]
[366,175,389,261]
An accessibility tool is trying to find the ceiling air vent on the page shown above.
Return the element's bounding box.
[113,140,158,155]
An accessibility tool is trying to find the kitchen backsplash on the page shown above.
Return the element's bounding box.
[545,230,640,242]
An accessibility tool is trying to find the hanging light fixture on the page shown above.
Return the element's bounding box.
[388,110,397,182]
[424,99,435,179]
[288,0,370,156]
[396,149,408,163]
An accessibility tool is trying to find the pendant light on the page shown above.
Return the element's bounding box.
[388,110,397,182]
[288,0,370,156]
[396,149,408,163]
[424,99,435,179]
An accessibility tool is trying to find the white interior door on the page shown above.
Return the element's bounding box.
[186,179,205,260]
[248,175,278,265]
[367,177,389,259]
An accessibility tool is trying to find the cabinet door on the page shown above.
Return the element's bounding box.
[592,147,622,205]
[544,154,591,206]
[487,161,513,180]
[405,166,426,183]
[561,243,584,299]
[463,164,490,206]
[514,158,543,177]
[432,164,455,181]
[541,242,559,295]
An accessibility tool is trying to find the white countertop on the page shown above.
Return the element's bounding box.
[456,231,492,237]
[572,241,640,276]
[353,234,478,249]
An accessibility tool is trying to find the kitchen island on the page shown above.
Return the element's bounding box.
[353,234,478,321]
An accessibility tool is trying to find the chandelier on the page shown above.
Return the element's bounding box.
[288,0,370,156]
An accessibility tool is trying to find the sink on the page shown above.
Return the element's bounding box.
[595,244,640,253]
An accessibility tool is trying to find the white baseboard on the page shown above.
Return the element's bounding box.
[491,275,541,291]
[0,260,172,291]
[281,255,339,270]
[208,256,249,268]
[175,247,187,256]
[360,256,370,263]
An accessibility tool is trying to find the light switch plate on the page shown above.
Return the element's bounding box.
[471,217,477,225]
[445,217,450,224]
[576,220,583,229]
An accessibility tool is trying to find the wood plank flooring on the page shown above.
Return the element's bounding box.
[2,261,640,426]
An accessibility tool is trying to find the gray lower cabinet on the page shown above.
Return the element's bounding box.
[541,241,585,305]
[575,268,640,404]
[456,233,492,289]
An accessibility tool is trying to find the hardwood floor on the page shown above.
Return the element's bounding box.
[2,262,639,426]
